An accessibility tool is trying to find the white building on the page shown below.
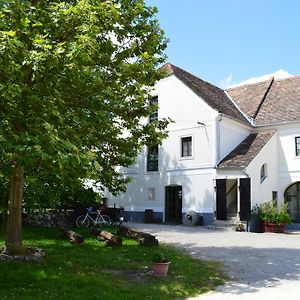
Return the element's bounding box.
[106,64,300,225]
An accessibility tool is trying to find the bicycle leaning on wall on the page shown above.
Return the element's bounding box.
[76,207,112,228]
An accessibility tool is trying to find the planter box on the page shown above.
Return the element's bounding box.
[261,221,285,233]
[152,262,170,277]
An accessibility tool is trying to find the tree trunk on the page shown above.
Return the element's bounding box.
[5,164,24,250]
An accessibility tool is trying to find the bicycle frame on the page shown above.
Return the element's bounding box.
[82,210,107,226]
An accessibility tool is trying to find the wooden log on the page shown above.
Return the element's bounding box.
[98,230,122,247]
[139,238,159,246]
[118,226,158,246]
[59,228,84,244]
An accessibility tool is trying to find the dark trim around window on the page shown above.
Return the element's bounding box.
[295,136,300,156]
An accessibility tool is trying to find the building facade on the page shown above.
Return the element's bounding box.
[106,64,300,225]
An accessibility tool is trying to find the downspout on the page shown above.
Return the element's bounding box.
[213,113,222,220]
[214,113,223,167]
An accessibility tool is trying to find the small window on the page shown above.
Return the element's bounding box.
[295,137,300,156]
[181,136,192,157]
[147,145,158,171]
[148,187,155,201]
[272,191,278,207]
[260,163,267,183]
[149,96,158,123]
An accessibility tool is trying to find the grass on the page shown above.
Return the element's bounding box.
[0,226,226,300]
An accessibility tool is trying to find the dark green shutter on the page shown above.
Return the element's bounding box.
[240,178,251,221]
[216,179,227,220]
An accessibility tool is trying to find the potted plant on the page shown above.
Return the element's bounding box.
[259,201,291,233]
[151,251,170,277]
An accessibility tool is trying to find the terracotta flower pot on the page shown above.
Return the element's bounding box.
[152,261,170,277]
[261,221,285,233]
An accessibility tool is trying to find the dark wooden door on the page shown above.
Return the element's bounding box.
[216,179,227,220]
[165,186,182,224]
[240,178,251,221]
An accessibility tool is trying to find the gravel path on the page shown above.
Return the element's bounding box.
[129,223,300,300]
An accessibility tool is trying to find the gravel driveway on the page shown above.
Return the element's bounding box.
[129,223,300,300]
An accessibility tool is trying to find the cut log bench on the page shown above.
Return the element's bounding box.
[98,231,123,247]
[60,228,84,244]
[118,226,159,246]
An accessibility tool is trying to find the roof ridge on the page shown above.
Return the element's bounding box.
[168,63,223,91]
[226,78,274,90]
[160,63,250,124]
[273,74,300,83]
[253,77,275,119]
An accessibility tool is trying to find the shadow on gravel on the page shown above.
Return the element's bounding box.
[163,242,300,295]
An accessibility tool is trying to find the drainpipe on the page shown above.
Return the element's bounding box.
[214,113,223,167]
[213,114,222,220]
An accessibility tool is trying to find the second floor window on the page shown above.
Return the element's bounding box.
[295,137,300,156]
[149,96,158,123]
[181,136,192,157]
[147,145,158,171]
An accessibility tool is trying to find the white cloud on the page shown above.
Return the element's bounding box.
[229,69,293,88]
[219,74,237,89]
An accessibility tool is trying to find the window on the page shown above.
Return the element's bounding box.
[272,191,278,207]
[181,136,192,157]
[148,187,155,201]
[260,163,267,183]
[147,145,158,171]
[295,137,300,156]
[149,96,158,123]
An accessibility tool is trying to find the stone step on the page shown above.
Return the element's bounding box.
[206,220,246,231]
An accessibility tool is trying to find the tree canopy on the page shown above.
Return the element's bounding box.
[0,0,168,249]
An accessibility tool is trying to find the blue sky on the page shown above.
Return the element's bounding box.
[146,0,300,88]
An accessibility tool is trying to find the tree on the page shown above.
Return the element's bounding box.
[0,0,168,251]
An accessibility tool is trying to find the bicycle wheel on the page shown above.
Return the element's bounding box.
[76,215,90,228]
[102,215,112,226]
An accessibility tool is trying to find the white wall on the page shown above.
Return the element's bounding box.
[219,117,251,161]
[276,125,300,203]
[107,75,218,216]
[245,133,278,207]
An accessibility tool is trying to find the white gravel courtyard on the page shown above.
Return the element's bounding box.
[129,223,300,300]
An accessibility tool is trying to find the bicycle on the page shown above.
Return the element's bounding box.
[76,207,112,228]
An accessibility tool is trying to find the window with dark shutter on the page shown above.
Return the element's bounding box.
[149,96,158,123]
[147,145,158,171]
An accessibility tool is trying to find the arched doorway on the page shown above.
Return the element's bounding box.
[284,182,300,222]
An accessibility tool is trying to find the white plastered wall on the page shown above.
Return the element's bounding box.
[276,125,300,203]
[245,133,278,207]
[107,75,218,216]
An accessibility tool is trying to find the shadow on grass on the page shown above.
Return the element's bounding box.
[0,226,225,300]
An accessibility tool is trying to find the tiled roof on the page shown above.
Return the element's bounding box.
[217,131,276,169]
[226,79,273,119]
[226,76,300,125]
[255,76,300,125]
[161,63,248,123]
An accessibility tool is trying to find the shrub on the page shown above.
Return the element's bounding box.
[257,201,291,224]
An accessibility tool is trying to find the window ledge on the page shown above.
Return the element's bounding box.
[179,156,194,161]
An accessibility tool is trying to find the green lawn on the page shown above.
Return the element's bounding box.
[0,226,226,300]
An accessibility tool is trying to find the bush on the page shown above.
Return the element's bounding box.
[257,201,291,224]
